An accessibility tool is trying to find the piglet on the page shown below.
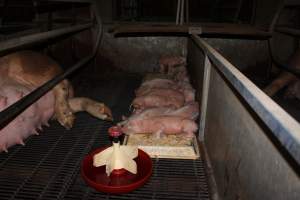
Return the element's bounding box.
[159,55,186,74]
[121,115,198,137]
[132,88,185,111]
[135,78,179,96]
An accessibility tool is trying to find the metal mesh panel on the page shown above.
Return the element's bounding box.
[0,76,210,200]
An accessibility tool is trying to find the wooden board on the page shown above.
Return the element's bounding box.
[124,134,200,159]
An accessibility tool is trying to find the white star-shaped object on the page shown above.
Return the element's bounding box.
[93,142,138,176]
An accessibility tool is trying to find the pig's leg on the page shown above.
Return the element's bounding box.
[153,123,165,139]
[68,97,113,121]
[264,72,297,96]
[0,96,7,109]
[154,129,163,139]
[53,80,75,129]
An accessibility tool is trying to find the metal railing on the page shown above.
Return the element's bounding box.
[0,0,103,128]
[191,34,300,165]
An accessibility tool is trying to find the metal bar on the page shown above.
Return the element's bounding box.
[268,0,285,32]
[0,0,8,26]
[185,0,189,24]
[0,23,92,53]
[180,0,184,25]
[0,4,103,129]
[233,0,243,22]
[176,0,180,25]
[275,27,300,37]
[110,23,271,39]
[33,0,40,22]
[191,34,300,165]
[286,0,300,5]
[200,142,220,200]
[250,0,257,25]
[199,55,211,141]
[41,0,93,2]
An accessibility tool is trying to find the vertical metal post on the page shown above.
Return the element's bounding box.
[250,0,257,24]
[185,0,189,24]
[199,55,212,141]
[180,0,185,25]
[33,0,40,22]
[234,0,243,22]
[268,0,285,32]
[0,0,8,26]
[176,0,181,24]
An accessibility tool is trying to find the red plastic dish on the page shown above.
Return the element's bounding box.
[81,147,152,194]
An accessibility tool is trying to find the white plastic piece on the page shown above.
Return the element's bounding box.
[93,142,138,176]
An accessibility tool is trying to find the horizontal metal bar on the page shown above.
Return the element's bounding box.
[110,23,271,39]
[41,0,93,3]
[285,0,300,6]
[0,4,103,129]
[0,23,92,53]
[276,27,300,37]
[191,34,300,165]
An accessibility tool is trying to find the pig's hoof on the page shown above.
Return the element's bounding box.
[96,103,113,121]
[57,111,75,130]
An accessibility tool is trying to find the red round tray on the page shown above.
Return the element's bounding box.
[81,147,152,194]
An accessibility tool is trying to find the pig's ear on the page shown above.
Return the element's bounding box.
[0,96,7,108]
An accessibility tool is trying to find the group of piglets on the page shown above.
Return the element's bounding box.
[119,55,199,138]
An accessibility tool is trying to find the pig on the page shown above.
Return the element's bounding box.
[120,102,199,126]
[132,88,185,111]
[170,65,190,82]
[135,78,179,96]
[138,74,194,103]
[119,102,199,137]
[169,102,199,120]
[177,81,195,102]
[140,78,177,89]
[159,55,186,74]
[142,73,170,82]
[0,51,112,152]
[121,115,198,137]
[264,49,300,100]
[118,106,176,126]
